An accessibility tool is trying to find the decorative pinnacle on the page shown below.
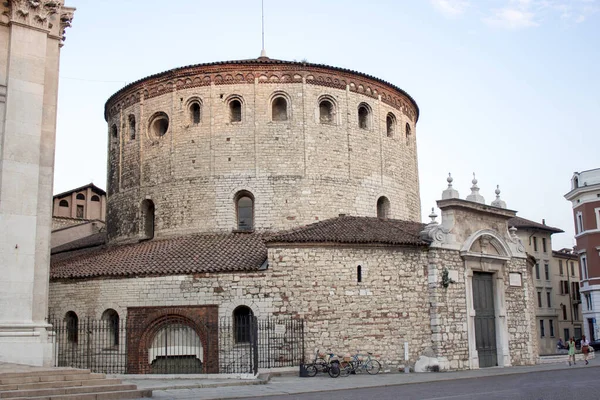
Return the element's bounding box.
[429,207,438,224]
[491,184,506,208]
[495,185,501,197]
[447,173,453,188]
[471,173,478,187]
[441,172,460,200]
[466,172,485,204]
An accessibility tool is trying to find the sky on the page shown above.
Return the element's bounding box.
[53,0,599,250]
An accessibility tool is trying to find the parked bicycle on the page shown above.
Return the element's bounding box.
[340,351,381,376]
[305,349,341,378]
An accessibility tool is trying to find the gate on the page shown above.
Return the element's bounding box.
[50,315,304,374]
[472,272,498,367]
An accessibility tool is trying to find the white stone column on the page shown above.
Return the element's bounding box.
[0,0,74,366]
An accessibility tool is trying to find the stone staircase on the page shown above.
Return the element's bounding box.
[0,367,151,399]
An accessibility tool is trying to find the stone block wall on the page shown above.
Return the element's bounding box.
[104,63,421,243]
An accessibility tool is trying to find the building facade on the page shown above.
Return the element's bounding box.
[552,249,582,344]
[507,217,567,355]
[0,0,74,366]
[565,168,600,342]
[49,58,540,373]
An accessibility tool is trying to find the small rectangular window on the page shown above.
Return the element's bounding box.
[559,260,563,275]
[547,291,551,308]
[544,264,549,280]
[581,255,588,280]
[540,320,545,337]
[562,304,568,320]
[533,237,538,252]
[542,238,547,253]
[549,320,555,337]
[571,262,575,276]
[76,205,84,218]
[535,263,540,280]
[537,291,542,308]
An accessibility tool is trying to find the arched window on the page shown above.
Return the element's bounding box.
[59,199,69,207]
[141,199,155,240]
[358,103,370,130]
[272,97,288,121]
[229,99,242,122]
[76,193,85,200]
[574,177,579,188]
[405,123,412,144]
[357,265,362,283]
[149,112,169,137]
[101,309,119,347]
[235,192,254,231]
[386,113,396,137]
[110,124,118,140]
[233,306,254,343]
[319,99,334,124]
[91,195,100,202]
[65,311,78,344]
[128,114,136,140]
[190,102,201,124]
[377,196,391,219]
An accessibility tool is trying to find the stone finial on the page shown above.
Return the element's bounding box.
[429,207,438,224]
[491,185,507,208]
[465,173,485,204]
[441,173,460,200]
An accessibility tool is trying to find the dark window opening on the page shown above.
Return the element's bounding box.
[233,306,254,343]
[141,199,155,240]
[319,100,334,124]
[537,291,542,308]
[377,196,391,219]
[230,99,242,122]
[101,309,120,347]
[76,193,85,200]
[59,199,69,207]
[547,291,551,308]
[357,265,362,283]
[190,102,201,124]
[65,311,78,343]
[386,113,395,137]
[129,115,136,140]
[544,264,549,280]
[535,263,540,280]
[358,105,369,129]
[562,304,568,320]
[405,123,411,144]
[533,237,538,251]
[236,194,254,231]
[151,115,169,137]
[91,195,100,202]
[76,205,84,218]
[542,238,547,252]
[110,124,118,139]
[549,320,555,337]
[540,319,545,337]
[272,97,288,121]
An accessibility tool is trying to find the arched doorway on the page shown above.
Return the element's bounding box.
[148,322,203,374]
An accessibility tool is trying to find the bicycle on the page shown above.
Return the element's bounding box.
[341,351,381,375]
[305,349,341,378]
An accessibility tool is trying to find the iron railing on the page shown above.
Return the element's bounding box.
[49,316,303,375]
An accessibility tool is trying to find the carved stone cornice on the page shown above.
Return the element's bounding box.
[6,0,64,31]
[59,6,74,45]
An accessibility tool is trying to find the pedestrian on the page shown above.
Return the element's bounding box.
[581,335,590,365]
[557,337,565,350]
[568,337,576,366]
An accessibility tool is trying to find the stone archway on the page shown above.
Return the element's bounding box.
[461,230,512,369]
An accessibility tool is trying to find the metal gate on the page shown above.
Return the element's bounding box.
[473,272,497,367]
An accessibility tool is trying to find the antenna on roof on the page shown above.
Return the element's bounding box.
[260,0,267,58]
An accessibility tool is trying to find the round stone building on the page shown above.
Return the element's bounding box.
[104,57,421,243]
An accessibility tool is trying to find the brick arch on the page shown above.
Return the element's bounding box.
[127,305,218,374]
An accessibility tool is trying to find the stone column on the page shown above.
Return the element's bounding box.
[0,0,74,366]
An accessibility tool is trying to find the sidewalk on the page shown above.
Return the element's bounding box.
[119,358,598,399]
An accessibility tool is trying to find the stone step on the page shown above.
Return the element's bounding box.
[0,374,104,386]
[0,378,123,392]
[0,384,137,398]
[0,371,89,380]
[4,389,152,400]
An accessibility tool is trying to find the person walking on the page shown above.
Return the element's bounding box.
[568,337,577,366]
[581,335,590,365]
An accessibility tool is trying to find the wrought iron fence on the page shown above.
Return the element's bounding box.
[49,316,303,375]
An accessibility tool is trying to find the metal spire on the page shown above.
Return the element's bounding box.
[260,0,267,58]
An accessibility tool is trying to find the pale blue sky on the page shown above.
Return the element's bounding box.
[54,0,599,250]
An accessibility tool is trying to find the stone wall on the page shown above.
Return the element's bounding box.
[104,66,421,243]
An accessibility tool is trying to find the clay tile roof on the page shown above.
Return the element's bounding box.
[50,233,268,280]
[507,216,564,233]
[51,232,107,255]
[266,216,428,246]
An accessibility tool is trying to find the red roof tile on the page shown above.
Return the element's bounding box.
[507,216,564,234]
[50,233,268,280]
[267,216,428,246]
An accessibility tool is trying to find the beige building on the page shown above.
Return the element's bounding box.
[507,217,582,355]
[0,0,74,366]
[552,249,582,345]
[51,183,106,249]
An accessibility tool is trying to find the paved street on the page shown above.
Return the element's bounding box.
[146,363,599,400]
